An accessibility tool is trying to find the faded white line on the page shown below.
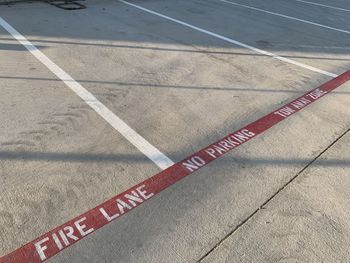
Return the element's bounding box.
[294,0,350,12]
[0,16,174,170]
[119,0,336,77]
[219,0,350,35]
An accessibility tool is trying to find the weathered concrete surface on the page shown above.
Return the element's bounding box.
[0,0,349,262]
[0,20,160,256]
[49,81,350,263]
[201,128,350,263]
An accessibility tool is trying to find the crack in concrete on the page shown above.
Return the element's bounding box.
[198,127,350,262]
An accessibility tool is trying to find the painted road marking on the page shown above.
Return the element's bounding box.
[0,16,174,170]
[219,0,350,35]
[293,0,350,12]
[119,0,336,78]
[1,71,349,262]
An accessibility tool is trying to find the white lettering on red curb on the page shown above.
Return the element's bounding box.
[1,71,350,263]
[99,185,154,222]
[33,185,153,261]
[274,88,328,118]
[35,217,94,261]
[202,129,255,161]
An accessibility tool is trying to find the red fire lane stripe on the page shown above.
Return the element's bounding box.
[1,71,350,263]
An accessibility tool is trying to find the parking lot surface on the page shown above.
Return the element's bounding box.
[0,0,349,262]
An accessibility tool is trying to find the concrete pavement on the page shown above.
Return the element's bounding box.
[0,0,349,262]
[201,128,350,263]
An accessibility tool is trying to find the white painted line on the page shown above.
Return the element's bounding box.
[119,0,337,78]
[0,16,174,170]
[219,0,350,35]
[294,0,350,12]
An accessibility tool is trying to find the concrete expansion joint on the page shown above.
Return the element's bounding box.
[197,127,350,263]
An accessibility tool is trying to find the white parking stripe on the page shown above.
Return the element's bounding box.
[0,16,174,170]
[219,0,350,35]
[294,0,350,12]
[119,0,337,78]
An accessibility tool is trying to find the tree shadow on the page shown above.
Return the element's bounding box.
[0,42,45,51]
[0,150,349,167]
[1,37,349,61]
[0,75,350,94]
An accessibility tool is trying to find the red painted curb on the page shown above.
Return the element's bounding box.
[1,71,350,263]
